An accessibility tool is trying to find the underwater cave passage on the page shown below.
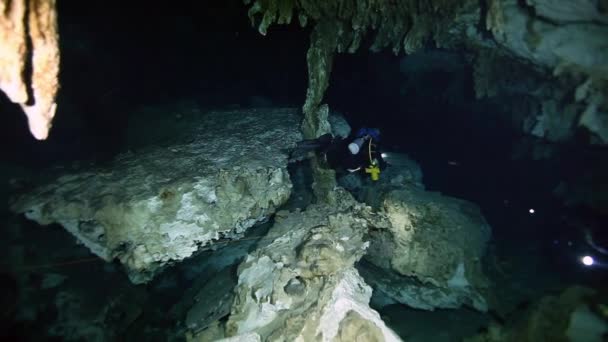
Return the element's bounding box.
[1,0,608,340]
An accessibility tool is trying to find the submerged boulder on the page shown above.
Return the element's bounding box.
[465,286,608,342]
[10,108,302,283]
[363,185,491,312]
[191,189,401,341]
[335,154,491,311]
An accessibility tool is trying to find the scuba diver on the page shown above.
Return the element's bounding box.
[291,128,386,181]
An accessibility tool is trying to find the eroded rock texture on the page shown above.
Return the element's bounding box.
[10,109,302,283]
[480,0,608,144]
[245,0,608,144]
[191,189,401,341]
[0,0,60,140]
[363,186,491,311]
[188,155,494,339]
[335,153,491,311]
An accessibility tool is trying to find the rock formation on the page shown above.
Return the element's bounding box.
[340,152,491,311]
[363,186,491,311]
[5,1,603,339]
[10,108,302,283]
[0,0,60,140]
[190,189,402,341]
[183,152,493,340]
[479,0,608,144]
[244,0,608,146]
[7,107,497,339]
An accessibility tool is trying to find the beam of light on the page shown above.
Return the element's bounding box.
[584,229,608,255]
[579,255,608,269]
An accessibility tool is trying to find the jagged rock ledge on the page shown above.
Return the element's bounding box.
[191,189,402,341]
[10,108,302,284]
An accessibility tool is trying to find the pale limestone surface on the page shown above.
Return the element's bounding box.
[487,0,608,73]
[11,108,302,283]
[193,189,401,342]
[484,0,608,143]
[363,185,491,311]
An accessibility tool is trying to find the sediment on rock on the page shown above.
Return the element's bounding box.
[191,189,402,341]
[362,184,491,312]
[10,108,302,284]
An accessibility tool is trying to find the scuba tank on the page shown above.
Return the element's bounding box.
[349,128,382,181]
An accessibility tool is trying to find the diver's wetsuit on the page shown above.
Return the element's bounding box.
[323,135,385,174]
[290,132,386,174]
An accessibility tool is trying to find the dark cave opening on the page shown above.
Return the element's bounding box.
[327,48,608,287]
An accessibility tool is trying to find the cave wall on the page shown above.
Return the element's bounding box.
[245,0,608,145]
[1,0,606,207]
[243,0,608,208]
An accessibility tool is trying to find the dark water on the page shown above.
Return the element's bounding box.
[1,0,606,340]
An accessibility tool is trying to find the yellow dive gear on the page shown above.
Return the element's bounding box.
[365,138,381,181]
[365,163,381,181]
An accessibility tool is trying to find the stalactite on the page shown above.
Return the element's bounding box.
[244,0,470,202]
[0,0,60,140]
